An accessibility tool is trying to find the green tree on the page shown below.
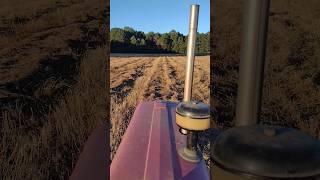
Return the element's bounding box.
[196,32,210,54]
[169,30,186,53]
[110,28,128,43]
[124,26,135,33]
[136,31,146,39]
[146,31,155,40]
[178,36,187,54]
[157,33,172,51]
[110,26,209,54]
[130,36,137,45]
[140,39,146,46]
[153,33,161,44]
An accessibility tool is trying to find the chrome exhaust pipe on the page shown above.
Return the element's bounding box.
[184,5,200,160]
[176,4,210,163]
[183,4,199,102]
[235,0,270,126]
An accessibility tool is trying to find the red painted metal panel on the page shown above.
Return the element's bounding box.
[70,126,108,180]
[111,101,209,180]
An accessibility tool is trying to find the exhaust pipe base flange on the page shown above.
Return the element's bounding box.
[178,146,201,163]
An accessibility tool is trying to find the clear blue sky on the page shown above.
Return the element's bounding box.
[110,0,210,35]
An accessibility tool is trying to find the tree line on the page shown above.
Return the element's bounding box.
[110,27,209,54]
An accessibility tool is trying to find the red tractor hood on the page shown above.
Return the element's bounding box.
[110,101,209,180]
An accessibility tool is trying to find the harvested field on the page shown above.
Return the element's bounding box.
[0,0,107,179]
[110,56,211,164]
[213,0,320,138]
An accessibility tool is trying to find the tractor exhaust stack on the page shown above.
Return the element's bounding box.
[184,4,199,162]
[184,4,199,102]
[235,0,270,126]
[175,4,210,163]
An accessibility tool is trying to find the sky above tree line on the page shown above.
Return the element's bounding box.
[110,0,210,35]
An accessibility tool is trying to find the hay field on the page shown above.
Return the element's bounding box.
[213,0,320,138]
[110,56,211,162]
[0,0,107,179]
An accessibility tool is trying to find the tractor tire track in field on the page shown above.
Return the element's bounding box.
[110,58,145,76]
[142,57,182,101]
[110,57,154,102]
[111,63,146,101]
[162,57,175,100]
[110,57,142,73]
[167,57,184,101]
[143,57,164,100]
